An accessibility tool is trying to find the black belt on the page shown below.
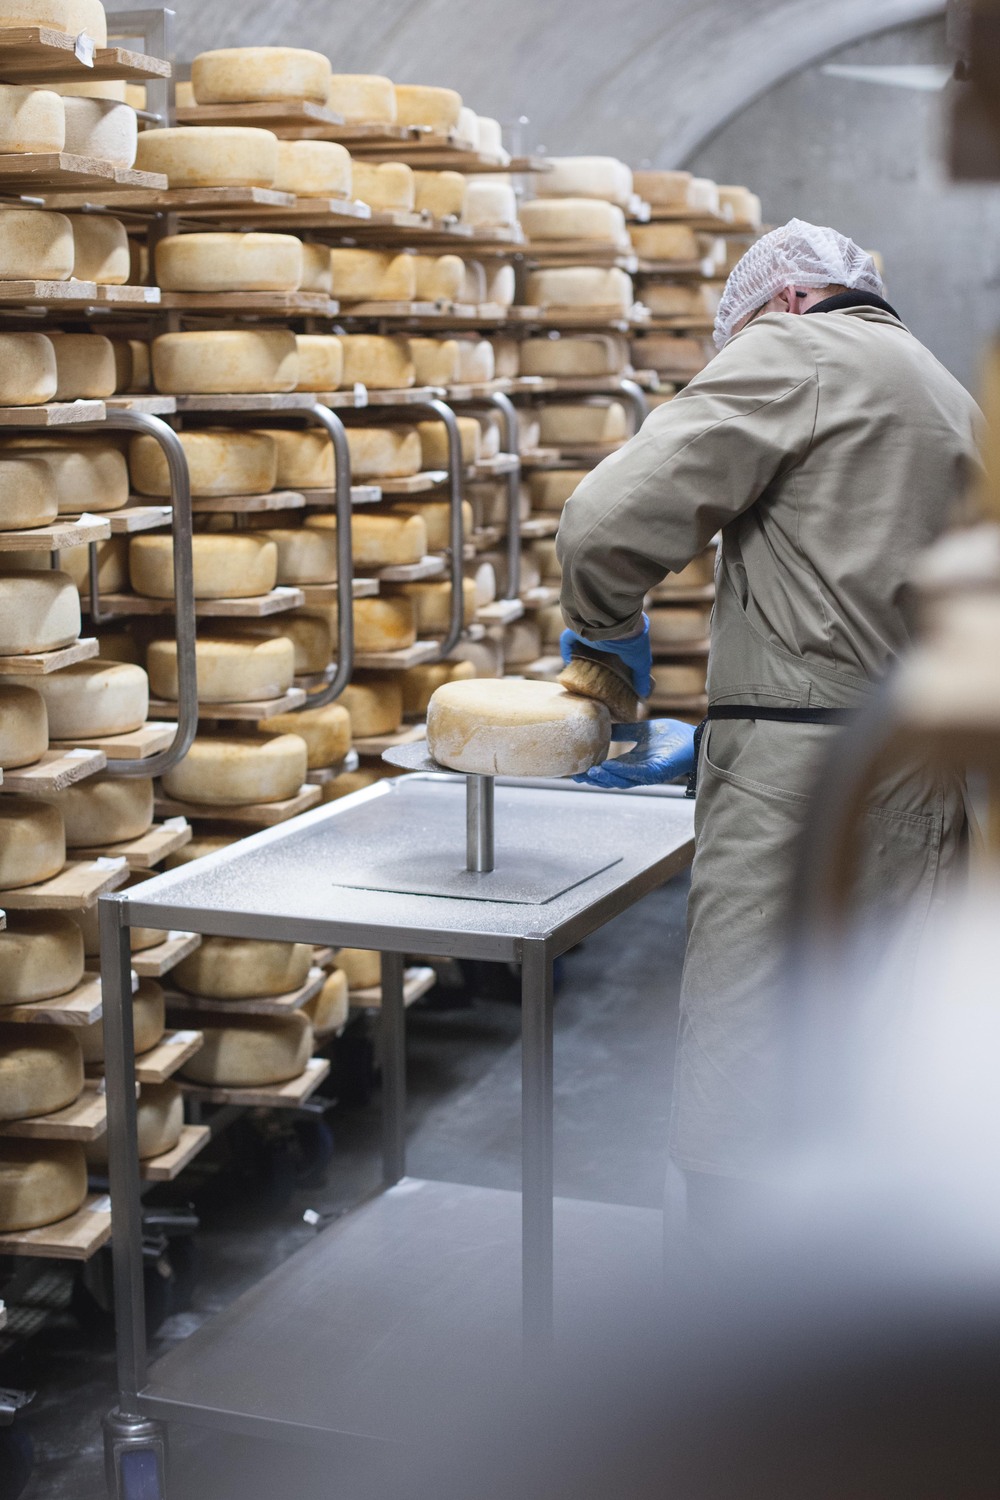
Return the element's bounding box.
[686,704,854,797]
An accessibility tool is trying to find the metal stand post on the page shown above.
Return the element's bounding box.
[520,939,554,1355]
[380,951,407,1186]
[465,775,495,872]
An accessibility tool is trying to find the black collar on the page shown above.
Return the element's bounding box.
[804,290,902,321]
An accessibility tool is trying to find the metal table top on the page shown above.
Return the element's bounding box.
[118,775,695,962]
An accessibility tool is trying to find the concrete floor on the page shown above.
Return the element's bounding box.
[7,873,689,1500]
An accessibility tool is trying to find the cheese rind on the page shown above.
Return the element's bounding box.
[299,243,332,294]
[0,453,58,530]
[632,169,691,207]
[0,84,64,154]
[520,198,628,244]
[392,84,462,132]
[130,428,276,498]
[389,578,476,633]
[180,1011,313,1087]
[264,526,338,585]
[0,912,84,1004]
[339,333,414,391]
[295,334,342,393]
[355,596,416,653]
[412,172,466,219]
[394,658,474,717]
[345,425,421,480]
[257,703,350,769]
[274,139,351,198]
[0,797,64,889]
[67,213,130,284]
[338,676,402,737]
[148,633,295,704]
[50,333,116,400]
[192,47,331,106]
[307,510,426,567]
[135,126,279,189]
[416,415,480,467]
[79,980,165,1064]
[519,333,628,378]
[61,96,136,166]
[462,180,517,229]
[389,498,470,551]
[542,156,633,206]
[411,252,464,302]
[2,435,128,514]
[0,1024,83,1120]
[351,161,414,213]
[175,936,312,1000]
[304,968,348,1035]
[330,248,415,303]
[155,232,303,293]
[0,683,47,769]
[327,74,395,124]
[44,773,153,848]
[0,1139,87,1231]
[130,533,278,601]
[334,947,380,990]
[428,679,611,777]
[409,337,459,386]
[88,1081,183,1162]
[0,0,107,42]
[26,659,148,738]
[152,330,298,395]
[0,332,57,405]
[231,615,330,675]
[718,185,762,227]
[537,400,628,446]
[631,223,701,262]
[161,733,308,807]
[525,266,632,312]
[0,569,78,654]
[255,427,331,489]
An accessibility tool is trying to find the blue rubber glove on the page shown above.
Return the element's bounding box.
[559,614,653,698]
[574,719,696,789]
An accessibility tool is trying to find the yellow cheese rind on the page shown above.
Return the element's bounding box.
[299,243,332,294]
[537,400,628,445]
[416,415,480,467]
[295,334,342,392]
[180,1011,313,1087]
[334,947,380,989]
[231,615,330,675]
[26,658,147,738]
[307,510,426,567]
[525,266,633,312]
[130,532,278,601]
[390,498,470,551]
[44,773,153,848]
[0,912,84,1005]
[329,248,415,302]
[135,126,279,189]
[412,172,465,219]
[394,659,474,717]
[0,1024,82,1121]
[62,96,136,167]
[428,679,611,777]
[50,333,116,400]
[0,569,78,654]
[409,337,459,386]
[345,425,421,480]
[502,617,542,665]
[632,169,691,207]
[0,683,47,769]
[410,253,464,302]
[129,428,277,498]
[0,1139,87,1231]
[264,526,339,585]
[390,578,476,633]
[0,797,64,889]
[327,74,395,124]
[0,453,58,530]
[257,704,350,769]
[4,435,128,513]
[631,223,701,261]
[161,733,308,807]
[354,595,416,652]
[0,0,107,42]
[542,156,633,206]
[0,210,69,282]
[461,180,517,229]
[163,833,236,870]
[175,936,312,1000]
[0,84,64,153]
[339,334,414,391]
[151,330,298,395]
[192,48,331,106]
[67,212,130,284]
[274,139,351,198]
[148,633,295,705]
[393,84,462,132]
[255,427,330,489]
[155,232,303,293]
[304,968,348,1035]
[718,185,763,227]
[88,1081,183,1163]
[520,197,627,244]
[519,333,628,378]
[0,332,57,405]
[351,160,414,213]
[79,980,165,1064]
[338,676,402,737]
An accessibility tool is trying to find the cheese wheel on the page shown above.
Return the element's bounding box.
[393,85,462,133]
[389,498,470,550]
[416,416,480,468]
[519,333,628,378]
[0,84,64,153]
[264,526,338,585]
[538,604,564,645]
[538,401,628,446]
[457,106,478,146]
[486,263,515,308]
[232,614,330,675]
[304,968,348,1035]
[520,198,627,245]
[351,596,414,652]
[130,428,276,499]
[389,578,476,634]
[352,160,414,214]
[327,74,395,124]
[62,96,136,167]
[0,1024,82,1121]
[453,340,494,384]
[161,732,307,807]
[687,177,720,214]
[0,569,78,654]
[49,333,116,400]
[79,980,165,1064]
[0,0,106,41]
[88,1081,183,1163]
[25,659,147,738]
[69,213,130,288]
[339,334,414,391]
[152,330,297,396]
[257,703,350,769]
[0,1139,87,1231]
[163,833,236,870]
[633,335,709,377]
[335,947,380,990]
[339,676,402,736]
[180,1011,312,1087]
[461,260,486,303]
[409,338,459,386]
[148,633,294,705]
[155,232,303,293]
[0,332,56,405]
[490,337,519,380]
[192,47,330,106]
[632,169,691,207]
[648,605,711,645]
[0,683,47,769]
[542,157,633,206]
[477,117,505,157]
[393,658,474,717]
[525,267,633,312]
[122,338,150,392]
[466,559,497,605]
[56,78,126,101]
[478,546,539,597]
[299,242,332,295]
[175,936,311,1000]
[428,678,610,777]
[412,171,466,219]
[653,661,707,695]
[410,253,464,302]
[130,533,278,601]
[0,797,64,889]
[530,538,560,583]
[3,434,128,513]
[274,139,351,198]
[308,509,426,567]
[0,912,84,1005]
[462,180,517,228]
[447,637,503,677]
[631,223,701,262]
[0,453,58,530]
[640,282,712,318]
[718,185,762,227]
[346,425,421,480]
[502,617,542,665]
[255,427,331,489]
[135,126,278,189]
[330,248,415,302]
[44,773,152,848]
[468,476,526,527]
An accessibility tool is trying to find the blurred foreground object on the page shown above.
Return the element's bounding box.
[949,0,1000,177]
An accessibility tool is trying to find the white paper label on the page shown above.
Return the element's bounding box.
[162,817,188,832]
[95,856,127,871]
[74,30,95,65]
[352,382,368,408]
[66,747,94,759]
[89,1195,112,1214]
[171,1031,199,1045]
[302,1209,320,1226]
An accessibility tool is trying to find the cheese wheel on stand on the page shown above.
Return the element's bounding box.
[327,74,395,124]
[130,533,278,600]
[175,936,312,1000]
[151,330,297,394]
[0,1140,87,1232]
[428,678,610,777]
[339,675,403,736]
[148,633,294,704]
[0,1024,83,1120]
[62,96,136,166]
[180,1011,313,1087]
[0,912,84,1005]
[161,733,308,807]
[191,47,330,105]
[0,569,78,654]
[79,979,165,1065]
[22,659,148,738]
[155,232,303,293]
[0,84,64,153]
[0,683,47,768]
[135,126,279,188]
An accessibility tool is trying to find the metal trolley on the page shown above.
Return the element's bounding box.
[98,773,695,1498]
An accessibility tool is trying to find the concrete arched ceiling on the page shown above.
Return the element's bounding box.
[176,0,945,163]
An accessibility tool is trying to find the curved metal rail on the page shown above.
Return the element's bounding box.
[296,405,355,708]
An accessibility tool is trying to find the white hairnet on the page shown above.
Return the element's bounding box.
[713,218,884,349]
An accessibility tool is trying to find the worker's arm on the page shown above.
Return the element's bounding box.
[556,316,820,640]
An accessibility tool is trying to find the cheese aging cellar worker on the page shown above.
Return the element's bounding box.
[555,220,982,1238]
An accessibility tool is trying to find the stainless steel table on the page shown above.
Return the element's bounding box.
[99,774,695,1498]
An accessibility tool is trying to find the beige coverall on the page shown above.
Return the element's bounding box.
[557,303,982,1178]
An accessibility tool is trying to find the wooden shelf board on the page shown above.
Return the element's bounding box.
[140,1123,211,1182]
[374,554,446,583]
[52,722,174,761]
[189,489,304,515]
[507,306,645,332]
[105,395,176,415]
[352,640,440,671]
[296,580,379,605]
[149,687,306,723]
[166,966,325,1019]
[351,723,424,758]
[349,966,436,1010]
[520,654,563,681]
[0,972,103,1027]
[172,392,317,413]
[91,283,161,306]
[131,935,201,983]
[476,598,524,626]
[318,382,443,406]
[158,290,337,316]
[227,198,373,229]
[0,150,164,190]
[154,783,321,827]
[0,856,127,911]
[375,471,447,495]
[101,504,172,534]
[0,400,104,426]
[93,587,305,618]
[49,185,297,216]
[0,747,105,795]
[0,515,109,552]
[175,99,346,131]
[0,1086,106,1142]
[71,819,192,870]
[467,453,519,480]
[445,377,515,402]
[0,1192,110,1261]
[521,585,561,610]
[134,1028,204,1085]
[297,485,383,507]
[519,515,560,538]
[0,637,98,675]
[179,1055,330,1109]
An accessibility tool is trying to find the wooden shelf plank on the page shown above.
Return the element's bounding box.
[166,967,325,1019]
[172,393,316,413]
[134,1029,203,1085]
[0,972,103,1027]
[52,722,174,761]
[131,934,201,982]
[0,29,170,84]
[0,516,109,552]
[189,489,304,516]
[0,637,98,675]
[353,640,441,671]
[158,290,337,316]
[46,185,297,215]
[519,515,560,539]
[154,783,321,827]
[318,382,443,406]
[0,150,164,190]
[148,688,306,723]
[521,585,560,610]
[102,504,172,534]
[140,1123,211,1182]
[178,1055,330,1109]
[71,819,192,870]
[297,485,383,507]
[92,587,304,618]
[105,395,176,415]
[0,747,105,795]
[0,400,104,426]
[520,654,563,682]
[374,554,446,583]
[175,99,346,131]
[349,966,436,1010]
[297,580,379,606]
[376,471,447,495]
[0,1192,110,1261]
[304,751,358,786]
[0,1087,106,1142]
[476,598,524,626]
[0,856,127,911]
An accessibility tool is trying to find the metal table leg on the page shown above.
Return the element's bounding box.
[380,951,407,1186]
[520,939,554,1353]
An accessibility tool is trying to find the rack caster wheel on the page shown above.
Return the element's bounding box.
[0,1422,32,1500]
[104,1410,166,1500]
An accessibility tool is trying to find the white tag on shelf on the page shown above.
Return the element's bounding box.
[302,1208,320,1226]
[353,382,368,408]
[162,817,188,832]
[89,1195,112,1214]
[171,1030,199,1045]
[66,747,94,759]
[74,30,95,65]
[95,856,127,871]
